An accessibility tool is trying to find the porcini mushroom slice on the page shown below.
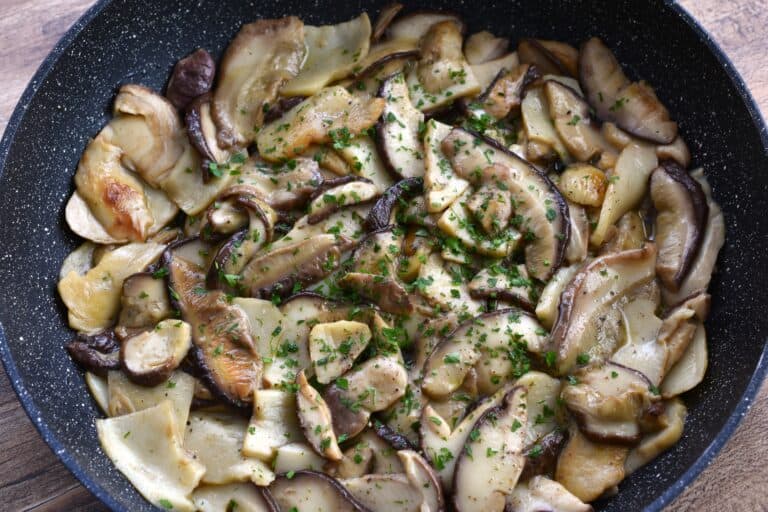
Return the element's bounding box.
[386,10,465,41]
[273,442,326,474]
[519,38,578,77]
[534,265,579,329]
[337,134,396,193]
[468,264,536,311]
[416,253,484,318]
[376,72,425,179]
[243,389,303,461]
[372,3,404,42]
[106,371,195,431]
[232,157,324,210]
[625,398,686,475]
[185,94,235,180]
[117,272,173,332]
[212,17,306,149]
[96,401,205,512]
[407,20,480,112]
[452,386,528,512]
[341,474,423,512]
[554,427,628,503]
[121,319,192,387]
[398,450,444,512]
[67,331,121,377]
[506,476,593,512]
[521,86,571,163]
[310,320,372,384]
[422,119,469,213]
[266,471,369,511]
[442,128,571,280]
[565,201,590,265]
[551,244,657,375]
[465,31,509,65]
[520,430,568,482]
[516,371,563,447]
[471,53,520,92]
[658,292,710,372]
[308,180,380,224]
[240,234,354,299]
[58,242,165,333]
[166,48,216,111]
[339,272,412,315]
[545,80,611,162]
[296,370,344,461]
[257,86,385,162]
[85,372,110,414]
[650,162,709,291]
[662,324,707,398]
[59,242,96,280]
[562,363,658,445]
[282,14,372,96]
[193,483,274,512]
[610,297,666,386]
[579,37,677,143]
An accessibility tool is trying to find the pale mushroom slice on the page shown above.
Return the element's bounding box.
[96,400,205,512]
[193,483,274,512]
[273,442,327,474]
[212,17,306,149]
[232,156,324,210]
[519,38,578,77]
[340,474,423,512]
[625,398,687,475]
[453,386,528,512]
[265,471,369,511]
[309,320,372,384]
[416,253,484,318]
[468,263,536,312]
[579,37,677,143]
[441,129,571,280]
[85,372,109,414]
[521,85,571,163]
[106,371,195,430]
[185,410,275,486]
[479,63,538,120]
[376,72,425,179]
[565,201,590,265]
[590,142,658,246]
[471,52,520,92]
[554,426,628,503]
[515,371,563,447]
[398,450,444,512]
[116,272,173,335]
[423,119,470,213]
[662,323,707,398]
[610,296,667,386]
[558,164,607,208]
[506,476,593,512]
[58,241,165,333]
[651,162,709,291]
[307,180,380,224]
[421,308,547,399]
[663,169,725,304]
[256,86,385,162]
[465,31,510,65]
[562,363,658,445]
[59,242,96,280]
[243,389,303,461]
[283,14,372,96]
[336,135,396,193]
[386,10,465,41]
[296,370,344,461]
[407,21,481,112]
[534,265,579,329]
[232,297,286,365]
[120,319,192,387]
[551,244,657,375]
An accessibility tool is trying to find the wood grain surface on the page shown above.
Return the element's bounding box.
[1,1,767,510]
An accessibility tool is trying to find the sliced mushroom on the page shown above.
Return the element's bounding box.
[579,37,677,143]
[273,442,327,474]
[422,308,546,399]
[468,264,536,312]
[519,38,578,77]
[416,253,484,318]
[350,40,420,82]
[66,330,121,377]
[465,182,513,235]
[120,319,192,387]
[471,52,520,92]
[166,48,216,111]
[365,177,424,230]
[185,94,234,180]
[85,372,110,414]
[506,476,593,512]
[59,242,165,333]
[418,120,466,213]
[96,401,205,511]
[372,3,404,42]
[590,142,658,247]
[257,86,385,162]
[662,323,707,398]
[310,320,372,384]
[283,14,372,96]
[308,180,380,224]
[376,72,426,179]
[340,473,423,511]
[481,64,539,121]
[337,134,396,193]
[658,292,710,372]
[516,371,563,447]
[339,273,412,315]
[565,201,589,265]
[464,31,509,65]
[265,471,369,511]
[407,20,480,112]
[554,426,628,503]
[228,157,324,210]
[562,363,658,445]
[442,129,571,279]
[599,210,647,255]
[551,244,657,375]
[398,450,444,512]
[650,162,709,291]
[240,234,355,299]
[602,122,691,168]
[534,265,579,329]
[242,389,303,461]
[385,10,465,41]
[296,370,344,461]
[193,483,274,512]
[106,371,195,431]
[453,386,528,512]
[625,398,686,475]
[521,85,571,163]
[520,429,568,482]
[212,17,306,149]
[610,296,667,386]
[117,272,173,334]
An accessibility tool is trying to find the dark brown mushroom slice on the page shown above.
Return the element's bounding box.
[452,386,528,512]
[464,31,510,65]
[372,3,404,42]
[349,43,419,81]
[365,177,424,231]
[441,128,570,280]
[376,72,425,179]
[479,63,539,119]
[240,234,356,299]
[263,96,306,124]
[165,48,216,111]
[579,37,677,143]
[374,421,416,451]
[66,330,121,377]
[518,38,577,77]
[167,252,261,408]
[117,271,173,332]
[650,162,709,291]
[120,319,193,387]
[266,471,370,512]
[323,383,372,440]
[519,429,567,481]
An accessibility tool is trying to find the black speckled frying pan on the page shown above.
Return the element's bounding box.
[0,0,766,510]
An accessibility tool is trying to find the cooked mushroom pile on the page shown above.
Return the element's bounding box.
[58,5,725,511]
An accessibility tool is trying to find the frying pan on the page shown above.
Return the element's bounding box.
[0,0,766,510]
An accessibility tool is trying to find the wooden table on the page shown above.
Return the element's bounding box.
[1,1,767,510]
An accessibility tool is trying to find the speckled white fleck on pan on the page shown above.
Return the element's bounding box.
[0,0,767,510]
